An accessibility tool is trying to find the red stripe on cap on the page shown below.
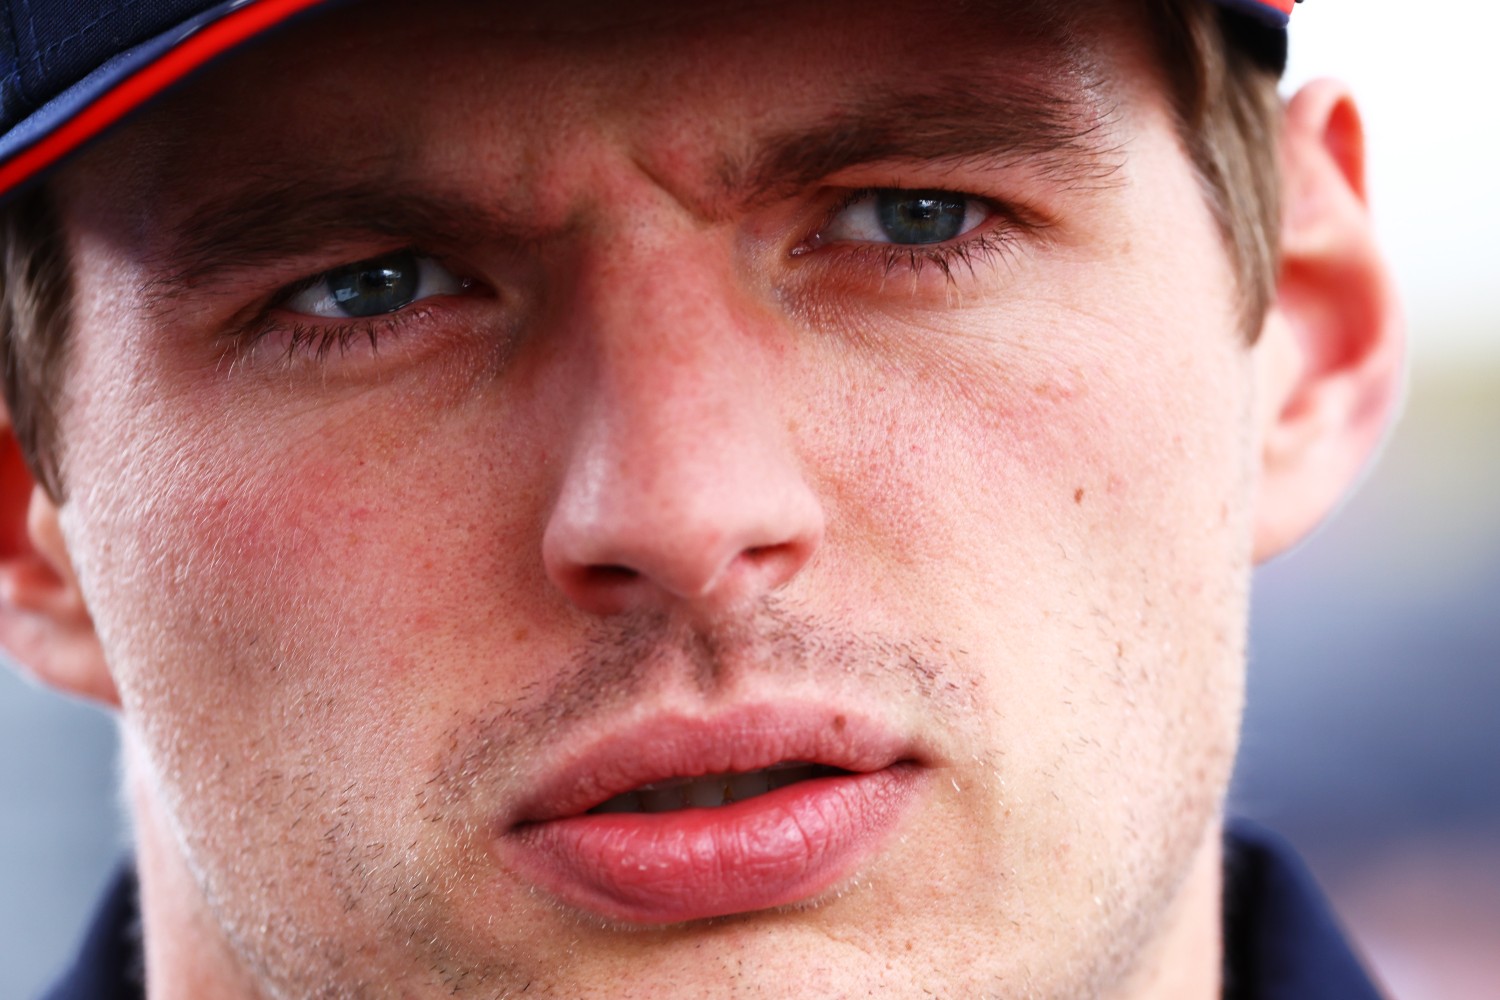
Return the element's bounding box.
[0,0,330,197]
[1260,0,1296,13]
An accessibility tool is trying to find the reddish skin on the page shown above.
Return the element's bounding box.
[0,0,1400,998]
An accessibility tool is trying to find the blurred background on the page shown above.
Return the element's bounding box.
[1228,5,1500,998]
[1,1,1496,996]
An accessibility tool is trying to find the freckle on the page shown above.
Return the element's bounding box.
[512,626,529,642]
[1074,487,1085,505]
[833,714,847,732]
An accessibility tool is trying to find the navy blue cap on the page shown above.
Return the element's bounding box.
[0,0,1294,200]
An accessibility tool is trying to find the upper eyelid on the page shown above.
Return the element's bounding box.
[838,186,1005,218]
[838,185,1057,239]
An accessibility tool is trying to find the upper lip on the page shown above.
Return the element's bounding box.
[508,703,922,825]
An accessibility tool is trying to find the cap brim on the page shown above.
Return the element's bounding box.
[1214,0,1293,29]
[0,0,1289,202]
[0,0,343,199]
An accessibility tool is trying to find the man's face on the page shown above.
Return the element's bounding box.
[51,0,1257,995]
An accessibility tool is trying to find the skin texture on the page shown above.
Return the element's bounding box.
[0,1,1403,997]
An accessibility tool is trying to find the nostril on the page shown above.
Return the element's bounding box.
[543,480,824,613]
[745,542,808,575]
[584,565,639,586]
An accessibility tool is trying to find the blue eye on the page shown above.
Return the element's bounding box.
[817,189,990,247]
[282,251,466,318]
[876,192,969,244]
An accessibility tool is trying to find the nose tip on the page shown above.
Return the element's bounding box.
[542,467,824,617]
[538,224,825,619]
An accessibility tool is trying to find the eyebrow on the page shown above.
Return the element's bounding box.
[146,186,544,294]
[147,75,1123,292]
[726,75,1124,204]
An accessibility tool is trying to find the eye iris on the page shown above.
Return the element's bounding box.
[876,191,967,245]
[326,251,420,318]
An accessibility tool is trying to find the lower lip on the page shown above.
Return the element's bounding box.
[501,765,920,924]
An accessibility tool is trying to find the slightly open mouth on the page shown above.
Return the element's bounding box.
[586,762,852,814]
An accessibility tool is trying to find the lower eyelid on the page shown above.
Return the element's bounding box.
[235,305,440,370]
[798,225,1027,293]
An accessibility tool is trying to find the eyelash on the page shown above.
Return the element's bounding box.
[847,229,1021,284]
[236,307,434,367]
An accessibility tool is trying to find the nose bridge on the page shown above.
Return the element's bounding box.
[588,239,762,473]
[542,225,823,615]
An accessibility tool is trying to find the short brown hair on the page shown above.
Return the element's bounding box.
[1148,0,1284,331]
[0,0,1281,504]
[0,185,69,500]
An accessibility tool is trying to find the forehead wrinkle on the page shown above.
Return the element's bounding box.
[710,0,1129,211]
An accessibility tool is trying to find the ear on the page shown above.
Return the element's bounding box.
[1251,80,1405,563]
[0,405,117,706]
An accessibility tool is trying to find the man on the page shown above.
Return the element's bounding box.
[0,0,1401,996]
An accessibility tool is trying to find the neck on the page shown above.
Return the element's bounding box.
[127,737,266,1000]
[1113,820,1226,1000]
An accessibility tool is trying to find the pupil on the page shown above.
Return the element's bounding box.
[327,251,420,318]
[876,191,967,245]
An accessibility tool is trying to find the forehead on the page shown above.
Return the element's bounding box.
[72,0,1144,218]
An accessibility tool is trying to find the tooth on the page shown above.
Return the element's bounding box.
[729,770,771,802]
[690,778,724,809]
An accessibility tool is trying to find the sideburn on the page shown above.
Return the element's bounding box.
[0,182,73,502]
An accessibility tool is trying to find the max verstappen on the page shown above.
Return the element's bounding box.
[0,0,1399,996]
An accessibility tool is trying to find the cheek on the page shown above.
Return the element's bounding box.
[62,373,561,798]
[801,229,1256,887]
[811,294,1254,627]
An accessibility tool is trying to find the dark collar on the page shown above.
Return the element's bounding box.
[46,824,1383,999]
[1222,820,1387,1000]
[41,864,143,1000]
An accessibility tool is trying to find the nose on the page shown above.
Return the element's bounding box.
[541,241,824,618]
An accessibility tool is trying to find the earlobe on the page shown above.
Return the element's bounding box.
[1252,80,1405,563]
[0,416,117,706]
